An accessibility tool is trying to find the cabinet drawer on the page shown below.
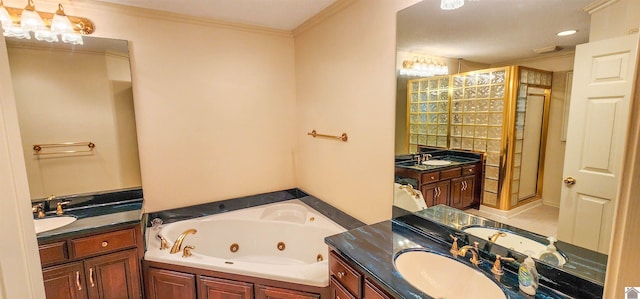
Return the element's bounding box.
[71,228,137,258]
[331,278,356,299]
[462,165,476,175]
[421,171,440,183]
[329,252,361,298]
[39,241,68,266]
[440,167,461,179]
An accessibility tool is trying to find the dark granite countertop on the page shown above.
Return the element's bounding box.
[395,150,482,173]
[36,209,142,243]
[34,189,143,243]
[325,219,574,299]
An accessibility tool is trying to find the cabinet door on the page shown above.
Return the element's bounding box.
[84,249,141,299]
[436,181,450,206]
[422,181,449,207]
[255,284,319,299]
[450,177,464,209]
[421,183,437,207]
[146,268,196,299]
[461,175,476,208]
[363,280,390,299]
[198,276,253,299]
[451,176,475,209]
[42,261,87,299]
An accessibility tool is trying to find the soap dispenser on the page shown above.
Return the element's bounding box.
[519,251,539,296]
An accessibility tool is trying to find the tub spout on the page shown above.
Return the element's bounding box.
[170,229,197,254]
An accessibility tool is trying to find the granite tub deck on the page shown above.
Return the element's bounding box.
[325,216,593,299]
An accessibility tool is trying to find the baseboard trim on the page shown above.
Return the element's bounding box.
[479,199,543,219]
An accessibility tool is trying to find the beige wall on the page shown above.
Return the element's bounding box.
[588,0,640,42]
[2,0,300,212]
[294,0,419,224]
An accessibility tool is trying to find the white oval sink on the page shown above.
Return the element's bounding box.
[422,160,452,166]
[34,216,77,234]
[394,251,506,299]
[463,227,566,265]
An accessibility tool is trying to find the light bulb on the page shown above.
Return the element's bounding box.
[441,0,464,10]
[51,4,73,34]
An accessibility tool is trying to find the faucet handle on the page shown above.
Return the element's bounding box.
[56,201,70,215]
[491,254,516,275]
[449,234,459,255]
[157,234,169,250]
[182,245,195,258]
[32,203,46,219]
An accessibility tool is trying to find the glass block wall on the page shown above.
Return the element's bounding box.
[406,68,511,207]
[448,68,509,206]
[407,75,450,153]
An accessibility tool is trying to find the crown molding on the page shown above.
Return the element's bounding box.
[47,0,293,38]
[492,50,577,68]
[292,0,357,37]
[583,0,621,14]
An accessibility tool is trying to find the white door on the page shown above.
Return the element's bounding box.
[558,33,640,254]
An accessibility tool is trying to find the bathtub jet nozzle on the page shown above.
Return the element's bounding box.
[170,228,197,254]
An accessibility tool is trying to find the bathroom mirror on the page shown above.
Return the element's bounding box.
[5,36,142,201]
[394,0,609,285]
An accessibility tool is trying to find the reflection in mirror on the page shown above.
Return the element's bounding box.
[413,205,607,284]
[394,0,611,287]
[5,36,141,201]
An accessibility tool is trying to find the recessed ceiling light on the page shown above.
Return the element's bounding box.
[557,30,577,36]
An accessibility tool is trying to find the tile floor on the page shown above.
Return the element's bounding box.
[465,204,559,238]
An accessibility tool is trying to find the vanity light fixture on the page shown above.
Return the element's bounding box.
[0,0,94,45]
[400,56,449,77]
[556,29,577,36]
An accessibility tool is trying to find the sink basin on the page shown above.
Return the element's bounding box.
[394,250,506,299]
[463,226,566,265]
[34,216,77,234]
[422,160,452,166]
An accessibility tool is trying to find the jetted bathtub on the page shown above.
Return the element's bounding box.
[144,199,347,287]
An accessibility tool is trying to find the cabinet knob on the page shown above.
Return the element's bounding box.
[337,271,346,278]
[430,176,435,180]
[101,241,108,248]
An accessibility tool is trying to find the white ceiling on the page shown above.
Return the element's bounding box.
[397,0,593,64]
[94,0,337,31]
[92,0,592,64]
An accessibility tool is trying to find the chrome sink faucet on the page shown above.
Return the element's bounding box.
[415,153,432,164]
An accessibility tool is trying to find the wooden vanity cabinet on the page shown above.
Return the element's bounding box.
[329,251,391,299]
[397,162,481,210]
[38,225,142,299]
